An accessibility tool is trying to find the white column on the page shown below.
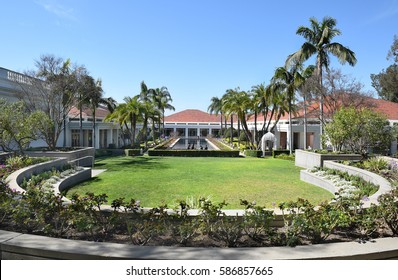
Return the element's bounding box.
[109,128,113,148]
[116,128,119,148]
[95,127,100,149]
[185,128,188,137]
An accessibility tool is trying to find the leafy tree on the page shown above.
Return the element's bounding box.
[18,55,81,149]
[324,107,392,156]
[0,99,46,153]
[287,16,357,144]
[371,36,398,103]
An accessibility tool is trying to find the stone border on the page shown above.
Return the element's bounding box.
[5,158,91,196]
[323,161,393,207]
[1,230,397,260]
[25,147,95,167]
[295,149,362,169]
[6,158,68,193]
[300,170,336,194]
[0,152,12,163]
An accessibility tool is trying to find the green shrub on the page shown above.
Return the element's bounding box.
[275,153,295,161]
[95,149,113,157]
[224,127,238,139]
[377,188,398,235]
[272,150,290,158]
[244,150,262,158]
[279,198,351,244]
[125,149,142,156]
[363,157,389,173]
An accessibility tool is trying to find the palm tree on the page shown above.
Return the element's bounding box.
[104,103,129,147]
[138,81,156,147]
[251,84,267,147]
[286,16,357,145]
[298,74,317,150]
[86,77,103,148]
[123,95,144,147]
[153,87,175,138]
[75,69,90,147]
[208,96,224,137]
[272,62,314,153]
[222,88,253,149]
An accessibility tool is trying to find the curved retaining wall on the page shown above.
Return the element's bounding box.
[1,230,397,260]
[25,147,95,167]
[6,158,68,193]
[5,157,91,197]
[323,161,393,207]
[300,170,336,194]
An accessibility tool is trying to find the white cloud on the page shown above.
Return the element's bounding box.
[368,0,398,23]
[36,0,77,21]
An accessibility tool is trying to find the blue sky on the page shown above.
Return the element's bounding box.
[1,0,398,114]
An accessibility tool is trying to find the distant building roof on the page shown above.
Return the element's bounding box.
[165,109,220,123]
[68,105,110,119]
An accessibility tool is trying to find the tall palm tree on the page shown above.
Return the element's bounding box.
[298,73,317,150]
[75,68,90,147]
[138,81,157,147]
[104,103,129,147]
[286,16,357,145]
[153,87,175,138]
[208,96,224,137]
[272,62,314,153]
[123,95,144,147]
[251,84,267,147]
[222,88,253,149]
[86,78,103,148]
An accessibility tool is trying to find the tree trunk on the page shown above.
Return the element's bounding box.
[230,115,233,145]
[79,102,83,147]
[303,94,308,150]
[317,58,324,149]
[92,108,96,148]
[289,102,293,154]
[237,118,241,147]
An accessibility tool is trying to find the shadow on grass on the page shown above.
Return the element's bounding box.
[94,156,170,172]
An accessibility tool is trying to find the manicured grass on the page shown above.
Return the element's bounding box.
[66,156,333,209]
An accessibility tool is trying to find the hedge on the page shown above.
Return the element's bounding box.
[125,149,142,156]
[244,150,263,158]
[272,149,290,158]
[148,149,240,157]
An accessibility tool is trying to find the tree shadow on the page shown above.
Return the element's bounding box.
[96,156,170,172]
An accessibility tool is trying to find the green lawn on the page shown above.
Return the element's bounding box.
[66,156,333,209]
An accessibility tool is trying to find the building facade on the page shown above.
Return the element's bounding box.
[2,66,398,153]
[0,67,121,149]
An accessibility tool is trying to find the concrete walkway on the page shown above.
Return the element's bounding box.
[91,169,106,177]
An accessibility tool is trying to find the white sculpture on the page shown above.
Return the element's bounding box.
[261,132,275,157]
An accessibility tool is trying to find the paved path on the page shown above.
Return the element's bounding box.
[91,169,106,177]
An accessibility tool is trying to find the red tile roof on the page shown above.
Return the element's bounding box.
[247,96,398,122]
[372,98,398,120]
[165,109,221,123]
[68,105,110,119]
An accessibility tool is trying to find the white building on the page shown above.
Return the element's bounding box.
[2,66,398,153]
[0,67,121,149]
